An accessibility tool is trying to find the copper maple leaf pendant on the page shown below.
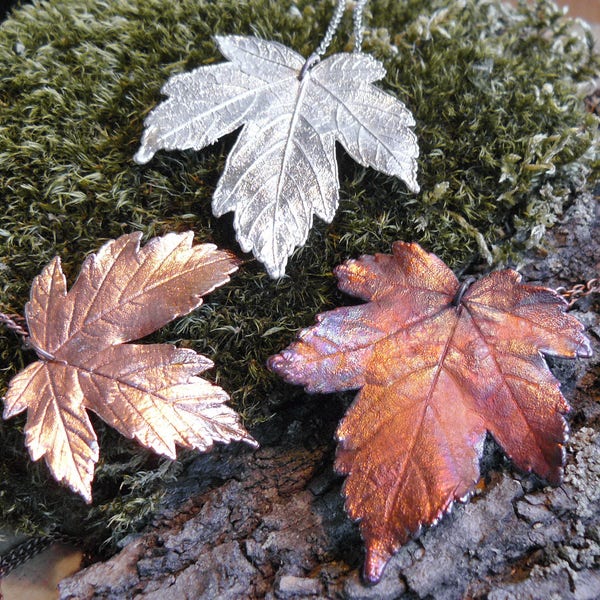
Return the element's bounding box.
[2,232,257,502]
[268,241,591,582]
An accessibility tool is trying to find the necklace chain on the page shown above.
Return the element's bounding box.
[0,532,79,579]
[0,312,28,340]
[353,0,369,52]
[314,0,348,57]
[315,0,370,57]
[307,0,370,74]
[556,278,599,308]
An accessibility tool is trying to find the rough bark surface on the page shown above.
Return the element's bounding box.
[59,191,600,600]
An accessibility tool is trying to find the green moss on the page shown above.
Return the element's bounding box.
[0,0,597,549]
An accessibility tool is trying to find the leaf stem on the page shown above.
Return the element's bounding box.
[452,277,476,307]
[299,52,321,80]
[0,311,29,341]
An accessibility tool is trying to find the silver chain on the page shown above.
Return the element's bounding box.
[315,0,369,56]
[314,0,348,57]
[301,0,369,79]
[353,0,369,52]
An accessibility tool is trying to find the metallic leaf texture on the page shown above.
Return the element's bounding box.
[268,242,591,582]
[3,232,257,502]
[134,35,419,278]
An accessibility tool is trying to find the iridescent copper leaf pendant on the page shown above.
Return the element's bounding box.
[268,241,591,582]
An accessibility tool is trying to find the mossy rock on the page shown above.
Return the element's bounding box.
[0,0,597,550]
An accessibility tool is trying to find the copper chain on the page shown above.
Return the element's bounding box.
[0,312,29,340]
[555,278,600,308]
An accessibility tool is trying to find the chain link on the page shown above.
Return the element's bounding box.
[0,532,79,579]
[314,0,348,57]
[353,0,369,52]
[0,312,29,340]
[303,0,370,78]
[556,278,599,308]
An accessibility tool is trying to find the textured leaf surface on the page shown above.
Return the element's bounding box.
[135,35,419,278]
[3,232,256,502]
[268,242,591,582]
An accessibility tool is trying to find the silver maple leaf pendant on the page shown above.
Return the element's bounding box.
[135,9,419,278]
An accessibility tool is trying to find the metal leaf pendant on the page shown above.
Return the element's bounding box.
[2,232,257,502]
[135,35,419,278]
